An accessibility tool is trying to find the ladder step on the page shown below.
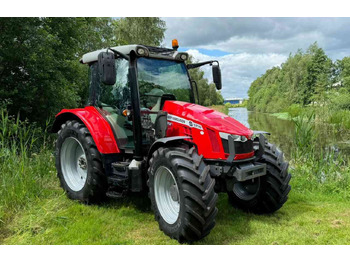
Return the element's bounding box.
[106,190,125,199]
[112,161,129,171]
[107,175,128,185]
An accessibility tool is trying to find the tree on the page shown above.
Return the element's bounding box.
[247,43,335,113]
[113,18,166,46]
[0,17,166,124]
[304,42,332,104]
[335,57,350,91]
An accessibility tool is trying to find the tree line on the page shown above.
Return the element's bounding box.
[0,17,222,125]
[247,42,350,114]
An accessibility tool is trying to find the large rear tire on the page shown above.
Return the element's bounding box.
[228,142,291,214]
[148,146,218,243]
[55,120,107,203]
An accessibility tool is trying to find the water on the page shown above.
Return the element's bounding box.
[228,108,350,159]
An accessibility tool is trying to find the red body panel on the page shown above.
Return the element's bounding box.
[163,101,254,160]
[56,106,120,154]
[56,102,254,160]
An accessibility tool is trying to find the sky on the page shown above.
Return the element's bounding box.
[162,18,350,99]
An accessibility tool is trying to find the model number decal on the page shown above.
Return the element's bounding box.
[167,114,203,130]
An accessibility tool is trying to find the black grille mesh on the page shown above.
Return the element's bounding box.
[221,138,253,154]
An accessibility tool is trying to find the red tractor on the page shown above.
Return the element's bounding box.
[52,40,291,243]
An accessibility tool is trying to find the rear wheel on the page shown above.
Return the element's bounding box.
[55,120,107,203]
[148,146,218,243]
[228,142,291,213]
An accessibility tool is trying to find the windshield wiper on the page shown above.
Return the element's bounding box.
[186,60,219,69]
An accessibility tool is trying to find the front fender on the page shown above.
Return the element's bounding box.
[147,136,194,163]
[52,106,120,154]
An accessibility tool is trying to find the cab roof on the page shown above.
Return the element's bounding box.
[81,44,188,64]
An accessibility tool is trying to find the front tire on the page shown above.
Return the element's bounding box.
[148,146,218,243]
[228,142,291,214]
[55,120,107,203]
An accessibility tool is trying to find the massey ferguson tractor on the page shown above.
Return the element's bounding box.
[52,40,291,243]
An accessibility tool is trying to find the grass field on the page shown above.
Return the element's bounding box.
[2,178,350,245]
[1,107,350,245]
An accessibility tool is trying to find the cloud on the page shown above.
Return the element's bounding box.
[162,17,350,99]
[186,49,287,99]
[163,17,350,57]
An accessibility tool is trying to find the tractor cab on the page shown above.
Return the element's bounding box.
[81,41,223,160]
[84,46,193,153]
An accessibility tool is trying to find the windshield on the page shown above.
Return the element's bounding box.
[137,57,193,109]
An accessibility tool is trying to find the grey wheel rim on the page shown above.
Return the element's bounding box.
[154,166,180,224]
[60,137,88,192]
[233,178,260,201]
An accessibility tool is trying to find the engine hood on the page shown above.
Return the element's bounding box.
[163,101,253,137]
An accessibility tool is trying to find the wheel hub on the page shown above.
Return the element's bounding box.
[78,156,87,170]
[60,137,88,192]
[154,166,180,224]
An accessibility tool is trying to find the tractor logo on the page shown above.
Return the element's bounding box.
[167,114,203,130]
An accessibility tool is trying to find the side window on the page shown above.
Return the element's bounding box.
[99,58,130,111]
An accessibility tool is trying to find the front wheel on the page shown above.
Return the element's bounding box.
[148,146,218,243]
[228,142,291,214]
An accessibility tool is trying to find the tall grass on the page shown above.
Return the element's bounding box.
[290,112,350,196]
[0,107,56,227]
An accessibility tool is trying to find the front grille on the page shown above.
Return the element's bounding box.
[221,138,253,154]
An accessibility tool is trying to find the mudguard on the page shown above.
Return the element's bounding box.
[52,106,120,154]
[147,136,193,161]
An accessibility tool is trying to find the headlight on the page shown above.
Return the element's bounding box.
[219,132,248,142]
[136,47,149,56]
[175,52,188,61]
[180,54,188,60]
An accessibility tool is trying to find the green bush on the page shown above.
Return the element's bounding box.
[291,111,350,195]
[330,89,350,111]
[328,110,350,129]
[286,104,303,118]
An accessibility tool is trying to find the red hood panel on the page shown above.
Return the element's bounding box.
[163,101,253,137]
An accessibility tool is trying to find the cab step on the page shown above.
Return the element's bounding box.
[106,190,126,199]
[108,160,143,193]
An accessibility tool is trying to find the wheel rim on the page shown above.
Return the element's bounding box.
[233,178,260,201]
[60,137,88,191]
[154,166,180,224]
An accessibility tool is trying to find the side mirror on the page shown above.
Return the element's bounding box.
[98,52,116,85]
[212,64,222,90]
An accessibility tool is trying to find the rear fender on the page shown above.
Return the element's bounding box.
[52,106,120,154]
